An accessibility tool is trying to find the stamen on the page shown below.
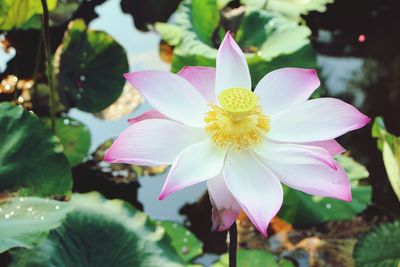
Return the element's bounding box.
[204,88,269,150]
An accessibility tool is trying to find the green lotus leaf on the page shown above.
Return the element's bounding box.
[236,9,311,61]
[160,221,203,262]
[19,0,81,29]
[0,0,57,30]
[54,117,91,167]
[0,102,72,197]
[0,197,71,253]
[10,192,186,267]
[354,220,400,267]
[55,19,129,113]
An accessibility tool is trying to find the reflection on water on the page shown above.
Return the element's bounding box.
[68,0,206,223]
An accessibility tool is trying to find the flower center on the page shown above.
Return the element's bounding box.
[204,88,270,150]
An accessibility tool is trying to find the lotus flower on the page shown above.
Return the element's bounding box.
[105,32,370,236]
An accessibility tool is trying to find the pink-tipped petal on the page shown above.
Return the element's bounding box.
[178,66,217,103]
[223,150,283,236]
[124,71,208,127]
[215,32,251,95]
[297,140,346,156]
[269,98,371,142]
[159,139,226,200]
[127,109,168,124]
[254,139,338,170]
[275,161,351,201]
[207,174,241,231]
[104,119,208,165]
[254,68,320,115]
[254,140,352,201]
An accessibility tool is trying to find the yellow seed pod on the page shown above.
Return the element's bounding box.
[218,88,257,114]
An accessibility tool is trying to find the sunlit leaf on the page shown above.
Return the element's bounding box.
[160,221,203,262]
[0,0,57,30]
[55,19,129,113]
[354,220,400,267]
[0,103,72,197]
[372,117,400,201]
[0,197,71,253]
[212,249,295,267]
[10,192,185,267]
[279,155,371,227]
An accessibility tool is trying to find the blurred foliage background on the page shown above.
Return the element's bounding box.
[0,0,399,266]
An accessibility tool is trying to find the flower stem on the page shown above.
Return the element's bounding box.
[228,221,237,267]
[40,0,56,134]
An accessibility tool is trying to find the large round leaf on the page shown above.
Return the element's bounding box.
[0,197,71,253]
[0,103,72,196]
[354,220,400,267]
[10,192,185,267]
[55,19,129,113]
[55,117,91,167]
[278,155,372,227]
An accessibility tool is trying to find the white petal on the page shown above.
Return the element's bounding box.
[295,140,345,156]
[254,140,351,201]
[124,71,208,127]
[215,32,251,96]
[223,150,283,236]
[159,139,226,200]
[268,98,370,142]
[253,139,337,169]
[104,119,207,165]
[254,68,320,115]
[178,66,217,103]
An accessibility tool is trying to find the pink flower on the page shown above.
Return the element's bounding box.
[105,32,370,236]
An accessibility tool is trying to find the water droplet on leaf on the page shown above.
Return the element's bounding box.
[181,246,189,254]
